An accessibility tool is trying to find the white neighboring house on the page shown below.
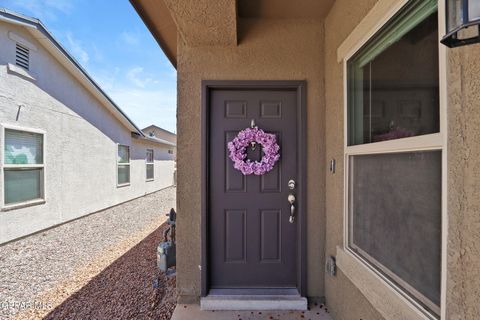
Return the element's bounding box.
[0,9,176,244]
[142,125,177,145]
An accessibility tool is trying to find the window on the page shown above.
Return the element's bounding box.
[146,149,154,181]
[347,0,439,146]
[168,149,174,154]
[117,145,130,186]
[345,0,442,317]
[3,128,44,207]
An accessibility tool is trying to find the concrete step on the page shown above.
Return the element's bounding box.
[200,295,308,311]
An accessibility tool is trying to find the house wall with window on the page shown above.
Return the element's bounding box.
[324,1,388,319]
[325,0,480,319]
[131,0,480,318]
[0,21,175,244]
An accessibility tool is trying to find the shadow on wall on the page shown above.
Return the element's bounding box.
[44,223,177,320]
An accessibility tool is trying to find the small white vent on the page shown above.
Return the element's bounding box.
[15,43,29,70]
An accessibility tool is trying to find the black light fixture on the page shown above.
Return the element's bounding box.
[441,0,480,47]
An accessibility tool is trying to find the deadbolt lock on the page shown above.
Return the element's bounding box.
[288,179,296,190]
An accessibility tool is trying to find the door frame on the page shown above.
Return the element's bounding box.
[201,80,307,297]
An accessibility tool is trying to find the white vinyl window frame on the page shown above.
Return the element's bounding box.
[340,1,448,319]
[146,148,154,181]
[116,144,130,187]
[1,124,46,211]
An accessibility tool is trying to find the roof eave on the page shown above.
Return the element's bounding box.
[142,135,177,147]
[129,0,177,69]
[0,8,146,136]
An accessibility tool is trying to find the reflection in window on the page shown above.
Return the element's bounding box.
[117,145,130,185]
[348,10,439,145]
[146,149,154,180]
[4,129,44,205]
[345,0,442,316]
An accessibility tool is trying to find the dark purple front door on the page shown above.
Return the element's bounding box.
[208,88,300,290]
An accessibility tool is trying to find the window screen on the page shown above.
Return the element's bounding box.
[117,166,130,185]
[349,151,441,313]
[5,169,42,204]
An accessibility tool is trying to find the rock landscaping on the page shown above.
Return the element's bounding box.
[0,187,176,319]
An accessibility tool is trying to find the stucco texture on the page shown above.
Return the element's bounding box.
[324,1,480,319]
[176,18,325,301]
[172,0,480,317]
[163,0,237,47]
[323,0,385,319]
[446,43,480,320]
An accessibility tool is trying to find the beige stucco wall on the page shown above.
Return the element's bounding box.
[446,44,480,320]
[323,0,386,319]
[173,0,480,317]
[324,1,480,319]
[176,18,326,301]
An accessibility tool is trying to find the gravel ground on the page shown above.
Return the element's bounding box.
[0,187,176,319]
[44,224,177,320]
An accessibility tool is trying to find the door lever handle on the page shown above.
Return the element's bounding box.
[288,194,296,223]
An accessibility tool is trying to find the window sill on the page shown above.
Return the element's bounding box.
[117,183,130,188]
[7,63,36,81]
[2,199,46,212]
[146,179,154,182]
[336,246,436,320]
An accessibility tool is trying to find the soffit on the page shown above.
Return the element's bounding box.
[131,0,337,68]
[238,0,336,19]
[130,0,177,67]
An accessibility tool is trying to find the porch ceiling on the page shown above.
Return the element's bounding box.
[130,0,336,68]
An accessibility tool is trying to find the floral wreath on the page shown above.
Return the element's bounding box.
[227,126,280,176]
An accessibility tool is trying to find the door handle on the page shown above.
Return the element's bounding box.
[288,194,296,223]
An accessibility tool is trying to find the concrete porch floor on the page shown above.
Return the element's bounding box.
[171,302,333,320]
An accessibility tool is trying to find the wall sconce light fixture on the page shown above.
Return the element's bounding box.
[441,0,480,47]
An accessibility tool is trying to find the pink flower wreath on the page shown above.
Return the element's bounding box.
[227,127,280,175]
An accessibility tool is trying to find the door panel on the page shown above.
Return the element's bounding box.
[209,89,299,289]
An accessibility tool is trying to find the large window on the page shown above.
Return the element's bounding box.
[117,145,130,186]
[146,149,154,181]
[3,128,45,207]
[346,0,442,317]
